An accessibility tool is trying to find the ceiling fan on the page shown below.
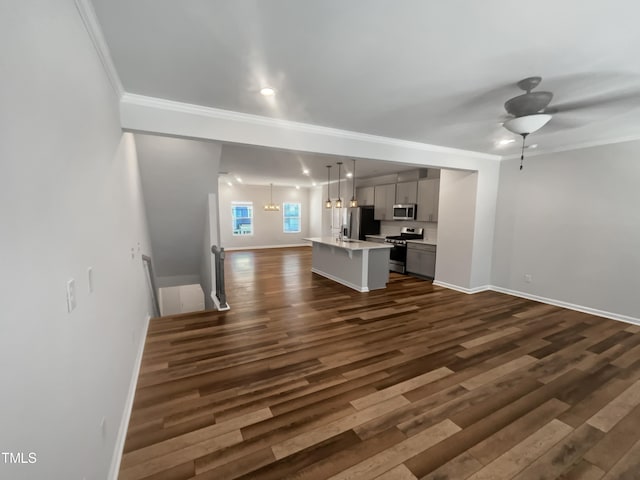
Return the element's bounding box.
[500,75,640,169]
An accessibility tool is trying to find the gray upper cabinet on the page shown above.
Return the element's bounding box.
[417,178,440,222]
[395,181,418,204]
[356,186,375,206]
[374,184,396,220]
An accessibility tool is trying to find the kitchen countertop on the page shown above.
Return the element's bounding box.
[406,239,437,246]
[304,237,393,251]
[365,234,387,240]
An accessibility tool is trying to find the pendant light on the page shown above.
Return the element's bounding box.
[349,159,358,208]
[264,183,280,211]
[325,165,332,208]
[334,162,343,208]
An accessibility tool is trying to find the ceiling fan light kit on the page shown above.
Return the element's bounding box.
[502,114,552,135]
[501,77,556,170]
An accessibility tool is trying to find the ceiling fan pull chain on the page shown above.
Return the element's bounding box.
[520,133,528,170]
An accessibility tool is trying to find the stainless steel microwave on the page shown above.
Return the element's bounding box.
[392,204,416,220]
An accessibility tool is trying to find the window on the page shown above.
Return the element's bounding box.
[283,202,301,233]
[232,202,253,236]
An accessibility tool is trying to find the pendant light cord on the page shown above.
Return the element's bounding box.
[520,133,529,170]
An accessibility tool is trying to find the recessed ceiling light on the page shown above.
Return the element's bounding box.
[260,87,276,96]
[302,168,310,175]
[346,172,353,178]
[235,176,242,183]
[312,182,317,187]
[527,144,538,149]
[295,185,300,190]
[498,139,516,146]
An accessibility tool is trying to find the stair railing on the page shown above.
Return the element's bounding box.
[211,245,229,310]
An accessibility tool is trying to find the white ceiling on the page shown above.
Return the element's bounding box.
[219,143,423,187]
[92,0,640,156]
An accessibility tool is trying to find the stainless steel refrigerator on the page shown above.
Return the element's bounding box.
[348,206,380,240]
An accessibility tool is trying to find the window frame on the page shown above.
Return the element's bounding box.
[282,202,301,234]
[231,201,254,236]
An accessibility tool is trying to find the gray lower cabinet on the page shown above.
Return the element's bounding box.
[406,243,436,278]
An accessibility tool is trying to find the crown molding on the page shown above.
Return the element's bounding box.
[121,93,501,161]
[75,0,124,98]
[500,133,640,160]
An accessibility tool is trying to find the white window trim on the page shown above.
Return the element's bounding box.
[283,202,301,233]
[231,201,254,236]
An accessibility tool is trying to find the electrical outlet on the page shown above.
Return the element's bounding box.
[524,274,533,283]
[87,267,93,293]
[66,279,77,312]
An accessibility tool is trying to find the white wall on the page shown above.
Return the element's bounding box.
[219,184,311,249]
[309,186,324,237]
[159,284,205,316]
[433,170,479,290]
[135,134,221,285]
[492,140,640,321]
[0,2,153,479]
[200,193,220,309]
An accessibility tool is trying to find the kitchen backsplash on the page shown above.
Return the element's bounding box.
[380,221,438,242]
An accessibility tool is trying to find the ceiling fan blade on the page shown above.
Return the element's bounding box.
[545,88,640,114]
[504,91,554,117]
[545,114,585,130]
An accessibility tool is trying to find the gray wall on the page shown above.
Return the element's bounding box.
[219,183,311,249]
[492,140,640,320]
[434,170,479,290]
[0,2,153,479]
[136,134,221,285]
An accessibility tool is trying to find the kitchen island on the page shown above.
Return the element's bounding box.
[304,237,393,292]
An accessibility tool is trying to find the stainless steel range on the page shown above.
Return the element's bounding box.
[385,227,424,273]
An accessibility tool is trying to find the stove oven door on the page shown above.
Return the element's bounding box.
[388,244,407,273]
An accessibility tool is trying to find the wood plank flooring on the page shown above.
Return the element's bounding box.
[119,247,640,479]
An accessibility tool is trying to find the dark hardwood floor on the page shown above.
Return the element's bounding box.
[119,247,640,479]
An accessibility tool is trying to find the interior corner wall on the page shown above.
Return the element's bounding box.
[0,3,153,480]
[491,140,640,321]
[219,183,311,249]
[469,163,500,288]
[309,186,324,237]
[136,134,221,283]
[434,169,479,290]
[200,193,220,310]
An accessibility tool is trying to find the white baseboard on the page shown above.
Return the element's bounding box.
[432,280,491,294]
[311,268,369,292]
[108,315,151,480]
[211,291,231,311]
[224,243,310,251]
[431,281,639,326]
[489,286,640,326]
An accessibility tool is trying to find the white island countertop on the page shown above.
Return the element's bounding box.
[304,237,393,251]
